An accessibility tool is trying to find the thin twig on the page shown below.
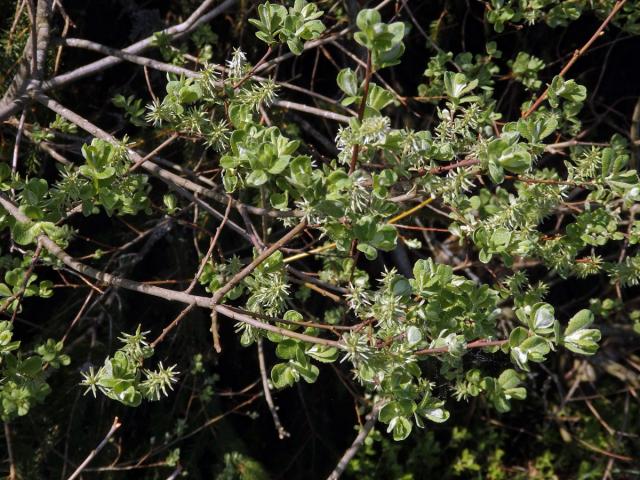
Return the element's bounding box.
[257,338,290,439]
[522,0,628,118]
[43,0,237,90]
[66,417,122,480]
[209,220,307,351]
[61,290,95,343]
[151,304,196,348]
[11,107,27,178]
[414,338,507,356]
[0,244,43,318]
[234,46,272,89]
[0,193,341,348]
[348,51,372,175]
[326,404,381,480]
[4,423,17,480]
[185,196,233,294]
[37,93,301,219]
[60,38,199,79]
[210,220,308,306]
[129,133,179,172]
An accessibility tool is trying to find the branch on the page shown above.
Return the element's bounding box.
[210,220,307,305]
[257,338,290,439]
[234,46,273,89]
[50,41,350,127]
[0,193,340,347]
[60,38,200,78]
[209,219,307,350]
[348,51,372,175]
[522,0,627,118]
[35,94,300,219]
[66,417,122,480]
[326,404,381,480]
[0,0,237,122]
[272,100,351,124]
[0,0,53,120]
[414,338,507,356]
[43,0,238,91]
[4,423,16,480]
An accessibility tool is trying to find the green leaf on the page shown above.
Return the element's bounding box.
[497,144,532,174]
[271,363,296,389]
[356,242,377,260]
[267,156,290,175]
[563,310,600,355]
[246,169,269,187]
[406,326,422,346]
[356,9,381,32]
[565,309,593,335]
[388,416,412,441]
[291,361,319,383]
[529,303,555,333]
[337,68,358,97]
[306,345,339,363]
[21,356,43,377]
[422,406,449,423]
[275,340,299,360]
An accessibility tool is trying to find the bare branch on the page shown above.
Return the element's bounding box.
[0,0,53,120]
[66,417,122,480]
[327,404,381,480]
[0,193,342,348]
[257,338,290,439]
[43,0,238,91]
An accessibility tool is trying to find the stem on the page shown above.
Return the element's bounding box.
[209,219,307,350]
[257,338,290,439]
[348,51,372,175]
[0,193,339,348]
[66,417,122,480]
[210,219,307,306]
[234,46,272,89]
[522,0,627,118]
[326,404,381,480]
[4,423,16,480]
[417,158,480,176]
[414,339,507,356]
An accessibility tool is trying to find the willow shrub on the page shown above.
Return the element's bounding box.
[0,0,639,471]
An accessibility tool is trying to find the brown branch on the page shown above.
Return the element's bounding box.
[522,0,628,118]
[234,46,272,89]
[417,158,481,176]
[129,133,179,173]
[0,243,42,316]
[36,93,301,219]
[43,0,237,91]
[210,220,308,306]
[60,38,200,80]
[4,423,16,480]
[326,403,381,480]
[10,244,43,322]
[66,417,122,480]
[271,100,351,124]
[348,51,372,175]
[185,196,233,294]
[209,220,307,350]
[414,338,507,356]
[257,338,290,439]
[150,304,196,348]
[0,0,53,120]
[0,193,340,348]
[0,0,237,121]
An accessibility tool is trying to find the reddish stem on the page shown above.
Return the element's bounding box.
[348,51,373,175]
[522,0,627,118]
[414,339,508,356]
